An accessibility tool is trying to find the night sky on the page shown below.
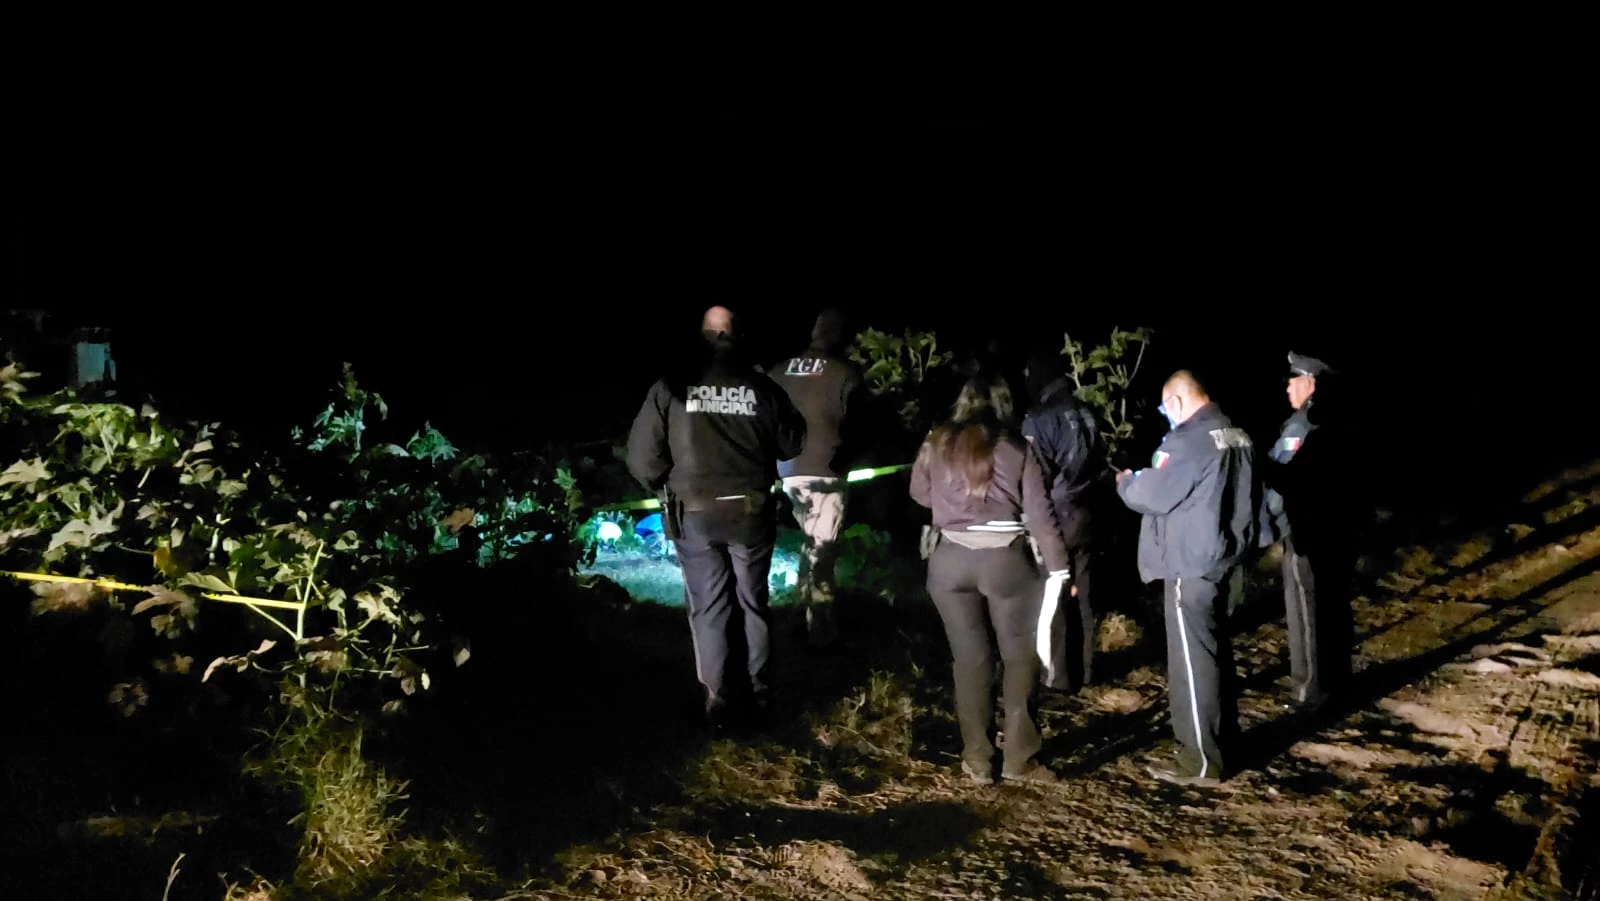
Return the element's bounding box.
[9,72,1587,500]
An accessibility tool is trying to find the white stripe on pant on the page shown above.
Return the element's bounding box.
[1174,577,1208,779]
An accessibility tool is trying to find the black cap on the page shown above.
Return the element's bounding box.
[1287,351,1333,378]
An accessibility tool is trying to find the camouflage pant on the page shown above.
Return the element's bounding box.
[781,476,847,643]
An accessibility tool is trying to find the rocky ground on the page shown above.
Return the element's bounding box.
[499,459,1600,901]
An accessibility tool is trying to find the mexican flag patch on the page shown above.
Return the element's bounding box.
[1152,450,1171,469]
[1281,436,1303,453]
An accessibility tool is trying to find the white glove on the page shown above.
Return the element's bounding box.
[1037,570,1070,682]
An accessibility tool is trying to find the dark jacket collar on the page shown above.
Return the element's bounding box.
[1039,377,1074,406]
[1175,402,1227,433]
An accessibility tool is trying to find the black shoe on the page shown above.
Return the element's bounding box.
[704,692,736,734]
[1146,758,1222,788]
[1281,690,1328,713]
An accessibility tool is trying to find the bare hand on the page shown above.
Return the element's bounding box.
[1115,469,1133,484]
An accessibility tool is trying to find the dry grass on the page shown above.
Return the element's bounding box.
[813,669,920,761]
[1098,612,1141,652]
[236,717,494,899]
[538,665,949,896]
[221,874,276,900]
[287,727,408,885]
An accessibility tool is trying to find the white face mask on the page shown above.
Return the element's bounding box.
[1158,403,1179,429]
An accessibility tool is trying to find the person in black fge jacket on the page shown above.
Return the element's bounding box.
[626,307,807,730]
[1259,351,1356,712]
[1116,370,1258,787]
[768,308,866,648]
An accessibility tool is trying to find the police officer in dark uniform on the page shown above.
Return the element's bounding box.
[1021,351,1105,692]
[1261,351,1354,711]
[1116,370,1257,787]
[626,307,807,728]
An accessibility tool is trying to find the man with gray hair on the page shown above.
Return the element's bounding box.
[769,309,865,647]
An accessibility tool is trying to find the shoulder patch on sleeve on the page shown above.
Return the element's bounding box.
[1152,450,1171,469]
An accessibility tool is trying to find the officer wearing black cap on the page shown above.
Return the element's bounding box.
[1260,350,1354,710]
[626,306,807,729]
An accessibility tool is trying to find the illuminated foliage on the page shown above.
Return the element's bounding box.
[1060,326,1154,467]
[0,361,589,889]
[847,327,953,432]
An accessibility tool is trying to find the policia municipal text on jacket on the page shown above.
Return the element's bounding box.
[626,307,807,730]
[910,371,1070,786]
[1116,370,1258,788]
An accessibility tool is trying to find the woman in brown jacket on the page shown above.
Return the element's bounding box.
[910,371,1072,785]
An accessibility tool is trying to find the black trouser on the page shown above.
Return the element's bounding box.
[927,539,1045,774]
[1040,543,1096,691]
[1163,572,1236,779]
[1282,536,1352,703]
[674,505,776,714]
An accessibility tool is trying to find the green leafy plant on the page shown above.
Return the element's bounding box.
[847,327,953,432]
[0,361,584,893]
[1060,326,1153,467]
[834,522,920,603]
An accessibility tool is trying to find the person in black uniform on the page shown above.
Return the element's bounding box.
[1021,351,1105,693]
[626,306,807,728]
[911,370,1072,785]
[1115,370,1258,787]
[1260,351,1355,711]
[769,309,866,647]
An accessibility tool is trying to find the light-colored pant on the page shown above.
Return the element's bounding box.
[781,476,847,638]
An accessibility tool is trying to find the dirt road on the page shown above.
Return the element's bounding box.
[525,464,1600,900]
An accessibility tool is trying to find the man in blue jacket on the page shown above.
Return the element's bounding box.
[1116,370,1258,787]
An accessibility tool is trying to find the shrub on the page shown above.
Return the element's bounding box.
[846,327,954,437]
[1060,326,1154,468]
[0,361,584,895]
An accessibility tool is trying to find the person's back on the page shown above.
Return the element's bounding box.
[909,372,1069,786]
[914,433,1068,565]
[625,307,806,731]
[769,309,863,480]
[629,329,804,507]
[766,309,864,646]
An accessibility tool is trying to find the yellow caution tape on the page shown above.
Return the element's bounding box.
[596,462,913,513]
[5,570,308,640]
